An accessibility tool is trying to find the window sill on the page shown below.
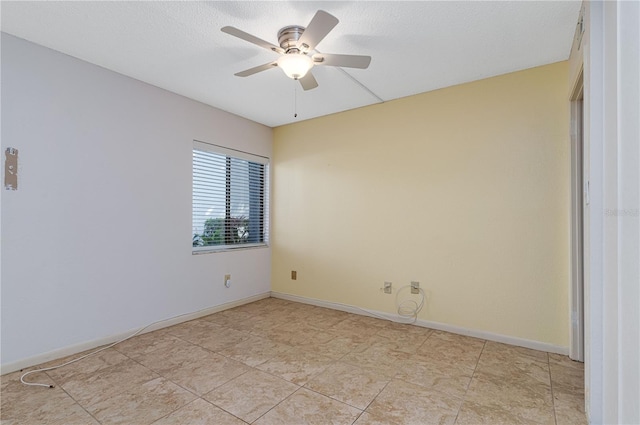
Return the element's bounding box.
[192,243,269,255]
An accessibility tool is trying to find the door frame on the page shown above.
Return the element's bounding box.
[569,69,585,362]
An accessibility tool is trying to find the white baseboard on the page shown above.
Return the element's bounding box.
[271,291,569,355]
[3,290,568,376]
[0,292,270,375]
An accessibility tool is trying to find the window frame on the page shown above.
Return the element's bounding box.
[192,140,269,254]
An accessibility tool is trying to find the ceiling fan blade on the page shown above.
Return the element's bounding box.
[221,26,284,54]
[296,10,339,51]
[313,53,371,69]
[299,71,319,91]
[234,61,278,77]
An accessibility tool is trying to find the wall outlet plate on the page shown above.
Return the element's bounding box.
[383,281,392,294]
[411,281,420,294]
[224,274,231,288]
[4,147,18,190]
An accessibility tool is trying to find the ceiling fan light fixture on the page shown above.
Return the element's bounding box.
[277,54,313,80]
[222,10,370,91]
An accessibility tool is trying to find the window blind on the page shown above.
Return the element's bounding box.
[192,142,268,252]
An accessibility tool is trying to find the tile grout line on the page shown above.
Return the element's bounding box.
[249,384,304,423]
[452,339,487,424]
[357,375,396,422]
[199,395,254,425]
[301,384,366,413]
[147,397,199,425]
[43,369,103,425]
[120,348,213,420]
[121,342,256,423]
[548,352,559,425]
[200,358,303,423]
[204,318,315,423]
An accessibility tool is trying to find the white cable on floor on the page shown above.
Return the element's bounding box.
[20,286,425,388]
[20,304,221,388]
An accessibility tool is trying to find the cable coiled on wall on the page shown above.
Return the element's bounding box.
[395,285,426,322]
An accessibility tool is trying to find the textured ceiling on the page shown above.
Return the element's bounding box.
[1,1,581,127]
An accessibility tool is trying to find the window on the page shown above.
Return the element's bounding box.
[192,141,268,253]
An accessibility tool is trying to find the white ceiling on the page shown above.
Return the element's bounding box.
[1,1,581,128]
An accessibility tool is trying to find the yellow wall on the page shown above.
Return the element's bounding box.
[272,61,570,347]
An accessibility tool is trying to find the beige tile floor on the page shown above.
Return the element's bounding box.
[1,297,587,425]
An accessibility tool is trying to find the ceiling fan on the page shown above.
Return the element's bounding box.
[221,10,371,91]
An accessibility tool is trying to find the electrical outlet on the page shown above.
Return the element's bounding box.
[224,274,231,288]
[411,281,420,294]
[291,270,297,280]
[383,281,392,294]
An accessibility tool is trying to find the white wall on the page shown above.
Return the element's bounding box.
[583,1,640,423]
[0,34,272,369]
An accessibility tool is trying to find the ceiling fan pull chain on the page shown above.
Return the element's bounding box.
[294,81,298,118]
